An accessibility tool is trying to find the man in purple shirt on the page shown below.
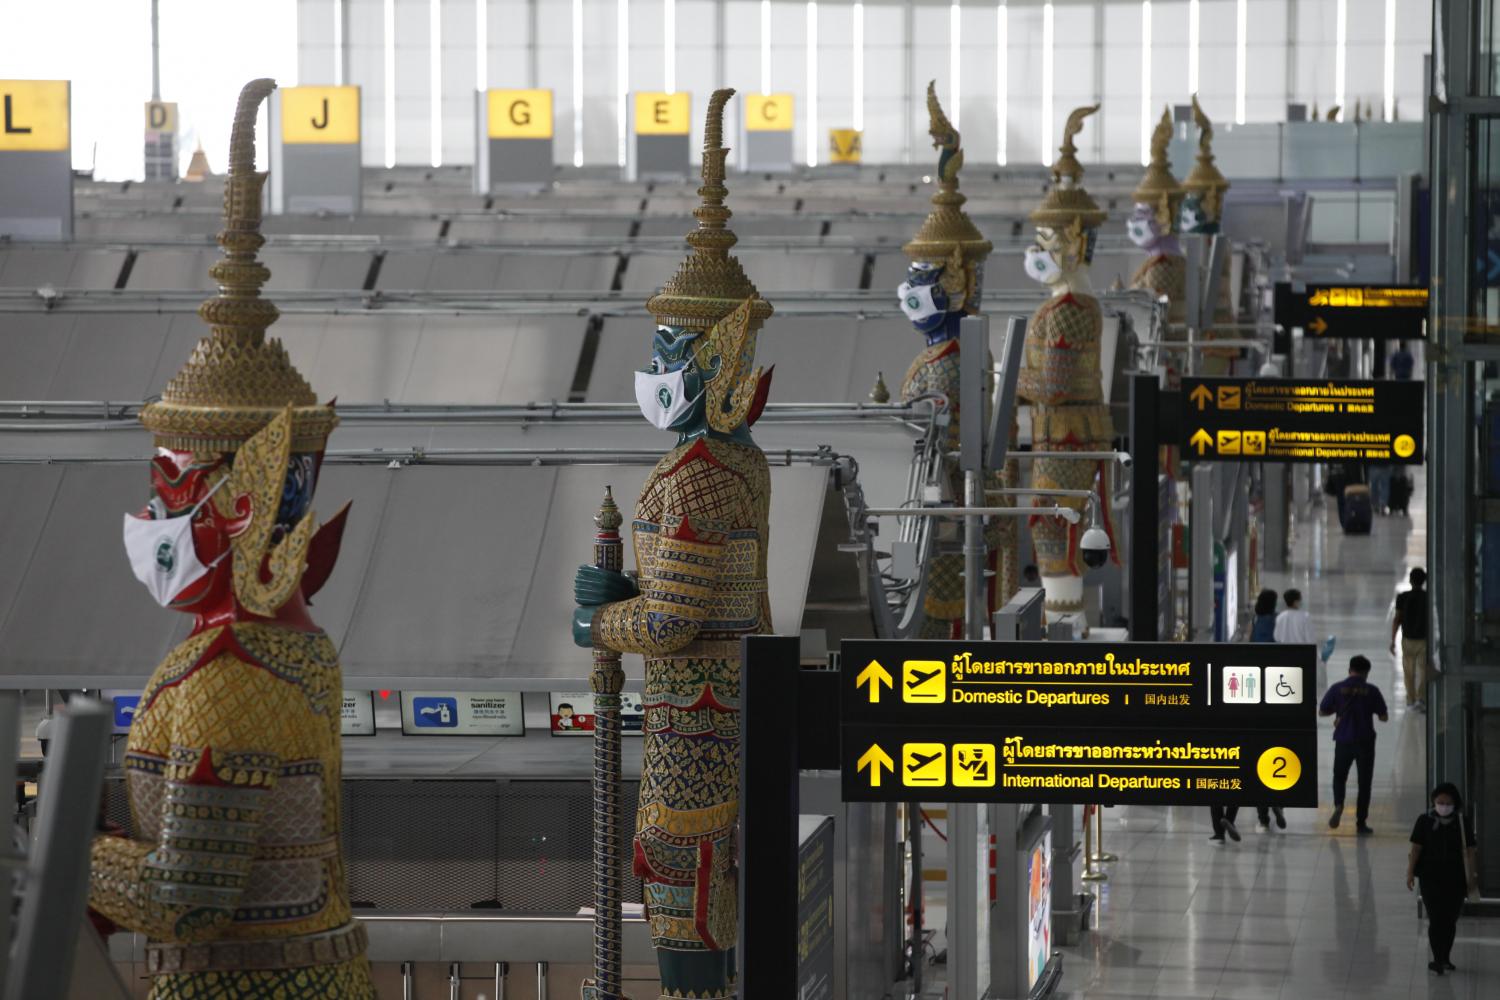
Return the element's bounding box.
[1319,655,1389,835]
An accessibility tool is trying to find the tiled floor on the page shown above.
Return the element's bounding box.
[1051,474,1499,999]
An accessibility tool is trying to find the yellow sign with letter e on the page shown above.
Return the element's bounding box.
[0,80,70,152]
[745,93,793,132]
[488,89,552,139]
[282,86,360,144]
[635,92,691,135]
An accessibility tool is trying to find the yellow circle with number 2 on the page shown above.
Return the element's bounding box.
[1393,434,1416,458]
[1257,747,1302,791]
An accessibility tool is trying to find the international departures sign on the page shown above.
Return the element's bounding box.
[1179,376,1424,465]
[839,640,1318,806]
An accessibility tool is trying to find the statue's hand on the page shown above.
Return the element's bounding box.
[574,564,638,606]
[572,606,598,648]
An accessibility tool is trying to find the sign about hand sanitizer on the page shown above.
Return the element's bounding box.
[399,691,525,736]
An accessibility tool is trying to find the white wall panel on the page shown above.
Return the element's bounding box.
[864,4,909,164]
[287,0,1435,170]
[1100,2,1143,164]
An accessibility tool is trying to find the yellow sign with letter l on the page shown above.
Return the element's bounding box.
[488,89,552,139]
[635,92,691,135]
[0,80,70,152]
[745,93,793,132]
[281,86,360,144]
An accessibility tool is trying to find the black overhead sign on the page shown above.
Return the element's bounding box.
[839,640,1317,806]
[1180,377,1424,464]
[1273,282,1427,344]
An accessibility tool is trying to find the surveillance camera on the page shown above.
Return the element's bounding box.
[1118,452,1133,469]
[1259,360,1282,377]
[1080,525,1111,569]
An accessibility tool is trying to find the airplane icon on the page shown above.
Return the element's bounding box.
[906,750,941,771]
[905,667,939,690]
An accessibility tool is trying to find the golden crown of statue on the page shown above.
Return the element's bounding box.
[1182,94,1231,221]
[141,79,337,454]
[1133,106,1184,228]
[1031,104,1108,234]
[903,81,992,268]
[646,88,774,332]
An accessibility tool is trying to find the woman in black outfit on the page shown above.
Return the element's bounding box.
[1406,782,1479,975]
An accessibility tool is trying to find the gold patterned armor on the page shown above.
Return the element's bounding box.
[89,80,374,1000]
[583,91,771,1000]
[897,83,1016,635]
[1018,107,1115,607]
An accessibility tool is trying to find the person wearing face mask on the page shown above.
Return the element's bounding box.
[1016,104,1116,616]
[891,82,1017,637]
[572,89,772,1000]
[1407,783,1479,975]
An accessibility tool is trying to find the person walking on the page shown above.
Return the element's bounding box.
[1274,589,1316,645]
[1208,805,1241,846]
[1319,655,1389,835]
[1406,782,1479,975]
[1249,588,1287,832]
[1391,568,1429,712]
[1250,589,1278,642]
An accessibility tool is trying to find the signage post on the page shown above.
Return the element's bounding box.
[1180,376,1425,464]
[840,640,1318,807]
[627,91,691,181]
[268,85,362,214]
[0,80,72,239]
[740,92,794,173]
[476,88,553,193]
[144,100,178,181]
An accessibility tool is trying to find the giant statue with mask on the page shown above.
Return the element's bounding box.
[895,82,1018,636]
[1128,107,1187,338]
[571,88,771,1000]
[1179,95,1235,375]
[90,80,374,1000]
[1017,105,1116,615]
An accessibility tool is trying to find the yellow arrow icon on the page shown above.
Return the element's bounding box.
[858,744,895,787]
[856,660,894,703]
[1308,316,1329,336]
[1189,384,1214,410]
[1190,428,1214,455]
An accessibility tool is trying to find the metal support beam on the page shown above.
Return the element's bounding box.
[1190,464,1215,642]
[1129,373,1161,640]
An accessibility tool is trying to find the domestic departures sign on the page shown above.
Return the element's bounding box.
[1180,377,1424,464]
[839,640,1317,806]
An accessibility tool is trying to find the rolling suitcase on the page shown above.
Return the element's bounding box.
[1341,484,1373,534]
[1388,473,1412,515]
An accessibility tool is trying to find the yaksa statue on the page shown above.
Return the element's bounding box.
[1180,94,1236,375]
[572,88,772,1000]
[895,81,1017,636]
[1017,104,1117,614]
[90,80,374,998]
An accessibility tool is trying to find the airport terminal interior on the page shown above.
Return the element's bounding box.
[4,1,1500,998]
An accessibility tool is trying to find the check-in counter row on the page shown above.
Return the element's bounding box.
[0,241,1159,294]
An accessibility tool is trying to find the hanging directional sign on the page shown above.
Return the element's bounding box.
[1272,282,1427,349]
[840,640,1317,806]
[1180,376,1424,464]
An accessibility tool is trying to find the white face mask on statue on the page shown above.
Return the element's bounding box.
[897,280,942,322]
[1126,217,1157,248]
[1024,246,1063,286]
[634,368,700,431]
[122,477,227,607]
